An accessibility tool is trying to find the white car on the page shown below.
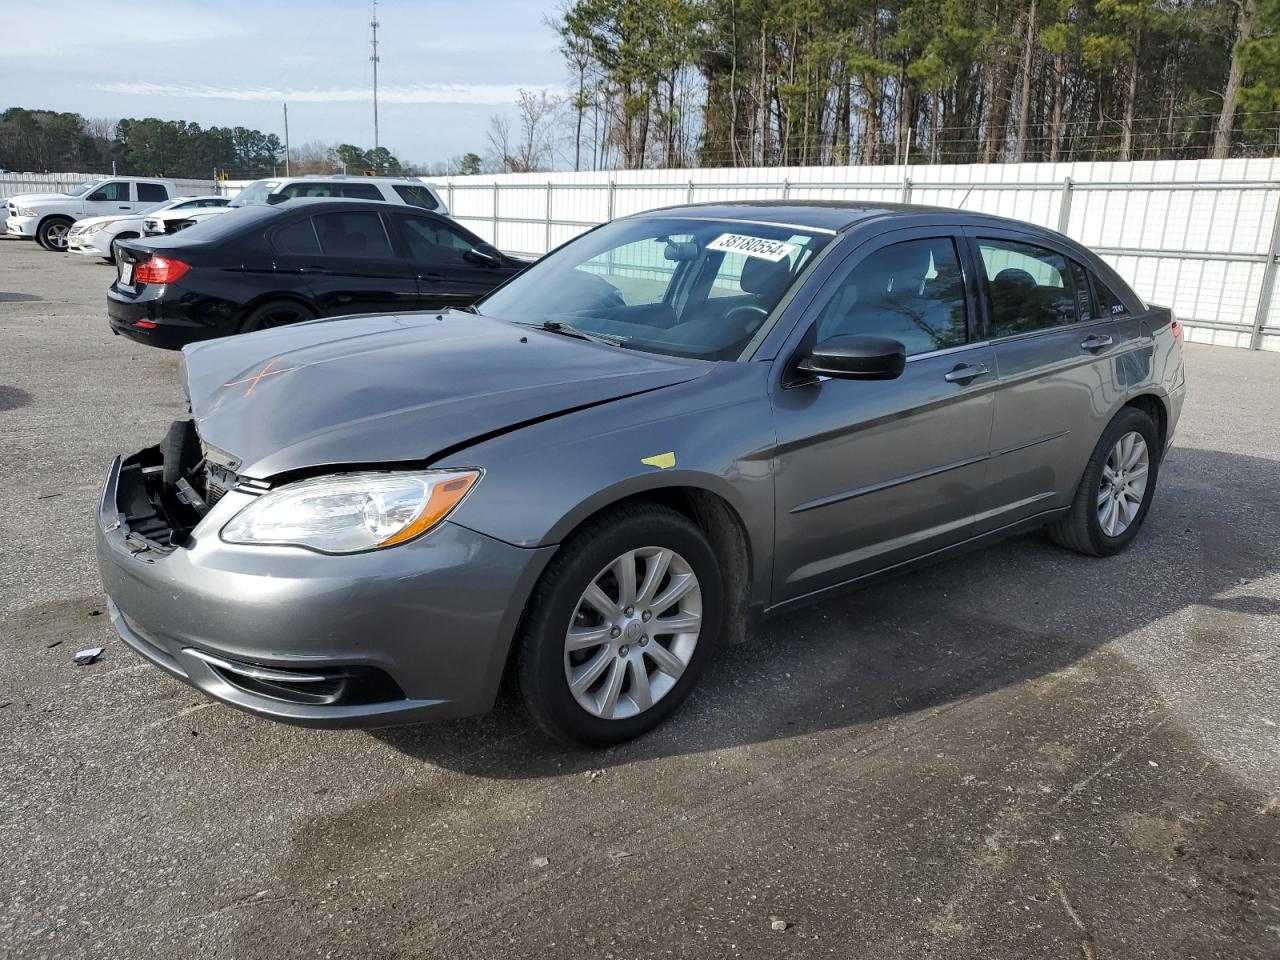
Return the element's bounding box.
[5,177,177,250]
[141,198,232,237]
[68,196,230,262]
[227,175,449,214]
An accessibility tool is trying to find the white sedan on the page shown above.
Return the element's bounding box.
[68,195,230,262]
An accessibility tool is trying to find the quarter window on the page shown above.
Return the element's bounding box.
[392,184,439,209]
[978,239,1076,335]
[312,211,392,259]
[815,237,969,355]
[1093,276,1130,317]
[136,183,168,202]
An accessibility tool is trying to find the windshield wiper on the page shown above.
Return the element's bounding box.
[535,320,624,347]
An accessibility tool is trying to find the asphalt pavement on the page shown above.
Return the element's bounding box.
[1,237,1277,959]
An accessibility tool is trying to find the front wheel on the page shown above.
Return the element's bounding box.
[516,503,723,746]
[1048,406,1161,557]
[36,217,72,251]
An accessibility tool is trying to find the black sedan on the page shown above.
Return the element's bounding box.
[107,199,529,349]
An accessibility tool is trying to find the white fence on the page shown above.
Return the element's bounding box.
[0,172,218,200]
[13,162,1280,350]
[432,158,1280,352]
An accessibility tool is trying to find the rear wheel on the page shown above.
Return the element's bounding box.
[516,503,723,746]
[239,300,316,334]
[1048,406,1161,557]
[37,217,73,251]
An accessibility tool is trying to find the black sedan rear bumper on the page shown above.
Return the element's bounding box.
[107,285,223,350]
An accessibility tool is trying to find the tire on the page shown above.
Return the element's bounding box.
[36,217,73,252]
[516,503,724,747]
[1048,405,1161,557]
[106,233,138,264]
[238,300,316,334]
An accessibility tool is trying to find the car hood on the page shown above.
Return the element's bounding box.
[182,310,710,480]
[6,192,73,206]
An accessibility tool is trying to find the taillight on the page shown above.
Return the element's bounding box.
[1170,316,1184,346]
[134,256,191,285]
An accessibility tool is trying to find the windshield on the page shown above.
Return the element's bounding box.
[65,180,102,197]
[475,217,830,360]
[229,180,280,208]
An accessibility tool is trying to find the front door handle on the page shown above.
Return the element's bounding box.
[1080,333,1114,351]
[944,362,990,384]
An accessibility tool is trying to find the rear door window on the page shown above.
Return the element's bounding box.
[338,182,383,201]
[271,218,322,256]
[312,211,393,259]
[279,182,337,199]
[392,184,439,209]
[1067,260,1095,322]
[136,182,168,202]
[815,237,970,355]
[977,239,1076,336]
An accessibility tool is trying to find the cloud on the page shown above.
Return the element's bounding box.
[96,82,548,106]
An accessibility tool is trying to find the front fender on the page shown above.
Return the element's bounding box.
[437,362,777,606]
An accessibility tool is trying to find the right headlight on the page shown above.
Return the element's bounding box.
[221,469,480,554]
[17,206,37,217]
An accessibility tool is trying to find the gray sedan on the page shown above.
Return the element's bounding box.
[96,201,1186,745]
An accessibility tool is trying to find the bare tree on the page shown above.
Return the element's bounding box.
[486,89,561,173]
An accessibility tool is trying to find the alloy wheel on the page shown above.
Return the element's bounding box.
[45,222,70,250]
[1097,430,1149,537]
[563,547,702,720]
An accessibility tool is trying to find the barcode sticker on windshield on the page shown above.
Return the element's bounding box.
[706,234,797,262]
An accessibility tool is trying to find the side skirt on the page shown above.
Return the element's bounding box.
[761,507,1070,619]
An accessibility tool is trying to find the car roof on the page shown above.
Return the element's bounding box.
[263,197,441,212]
[627,200,1059,237]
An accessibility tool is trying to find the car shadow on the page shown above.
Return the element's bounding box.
[0,292,41,302]
[371,444,1277,778]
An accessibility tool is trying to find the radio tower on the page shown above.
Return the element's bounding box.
[370,1,381,161]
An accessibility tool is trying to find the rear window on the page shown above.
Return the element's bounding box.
[137,183,168,202]
[392,184,439,209]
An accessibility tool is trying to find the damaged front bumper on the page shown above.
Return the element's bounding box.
[95,441,553,728]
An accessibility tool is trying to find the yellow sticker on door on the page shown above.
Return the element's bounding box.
[641,452,676,470]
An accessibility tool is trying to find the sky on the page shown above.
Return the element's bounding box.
[4,0,566,165]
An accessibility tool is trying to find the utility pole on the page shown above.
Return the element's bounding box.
[370,1,380,167]
[283,102,291,176]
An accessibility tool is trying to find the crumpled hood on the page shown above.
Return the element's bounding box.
[182,311,709,479]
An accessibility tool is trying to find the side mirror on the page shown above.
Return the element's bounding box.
[88,191,109,201]
[796,334,906,381]
[464,243,502,267]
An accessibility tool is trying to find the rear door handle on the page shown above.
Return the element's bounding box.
[944,362,990,384]
[420,272,446,281]
[1080,333,1113,351]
